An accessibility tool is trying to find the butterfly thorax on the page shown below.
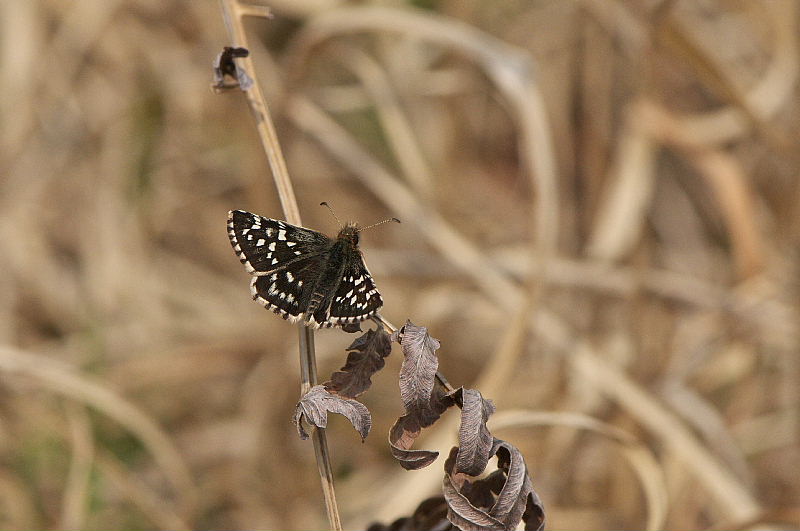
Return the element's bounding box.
[304,227,359,322]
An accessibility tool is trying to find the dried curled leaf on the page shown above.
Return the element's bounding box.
[389,414,438,471]
[325,328,392,399]
[367,496,454,531]
[292,385,371,441]
[394,321,441,425]
[389,387,455,470]
[211,46,254,92]
[341,322,362,334]
[452,388,496,476]
[443,440,545,531]
[388,322,455,469]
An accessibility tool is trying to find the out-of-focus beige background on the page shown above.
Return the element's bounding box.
[1,1,798,529]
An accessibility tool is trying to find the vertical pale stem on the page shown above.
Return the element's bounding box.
[219,2,341,528]
[299,326,342,530]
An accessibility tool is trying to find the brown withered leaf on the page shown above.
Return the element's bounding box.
[393,321,441,426]
[292,385,371,441]
[443,439,545,531]
[211,46,254,92]
[367,496,454,531]
[387,322,456,469]
[459,469,506,511]
[389,387,455,470]
[452,388,496,477]
[341,322,362,333]
[325,328,392,399]
[491,440,544,530]
[389,414,437,470]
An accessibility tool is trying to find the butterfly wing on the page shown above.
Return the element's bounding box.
[249,256,325,322]
[323,256,383,326]
[228,210,330,274]
[228,210,331,321]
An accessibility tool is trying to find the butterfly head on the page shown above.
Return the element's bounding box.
[321,203,399,247]
[337,222,361,249]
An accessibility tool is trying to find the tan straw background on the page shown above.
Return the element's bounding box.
[0,1,798,529]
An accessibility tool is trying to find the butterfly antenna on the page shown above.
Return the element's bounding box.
[359,216,401,232]
[319,202,343,226]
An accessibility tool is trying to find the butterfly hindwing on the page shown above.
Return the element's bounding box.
[326,258,383,325]
[250,255,325,321]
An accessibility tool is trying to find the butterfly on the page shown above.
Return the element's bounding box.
[228,209,395,328]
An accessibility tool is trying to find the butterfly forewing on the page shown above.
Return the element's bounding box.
[228,210,329,274]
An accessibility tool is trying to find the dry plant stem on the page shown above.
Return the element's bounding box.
[61,404,94,531]
[636,100,765,278]
[328,42,434,198]
[219,1,341,529]
[299,327,342,530]
[219,0,299,223]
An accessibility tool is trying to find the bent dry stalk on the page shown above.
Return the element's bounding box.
[216,0,340,526]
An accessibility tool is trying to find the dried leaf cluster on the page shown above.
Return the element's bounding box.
[293,321,545,531]
[211,46,253,92]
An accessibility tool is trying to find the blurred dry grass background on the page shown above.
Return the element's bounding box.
[1,0,799,529]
